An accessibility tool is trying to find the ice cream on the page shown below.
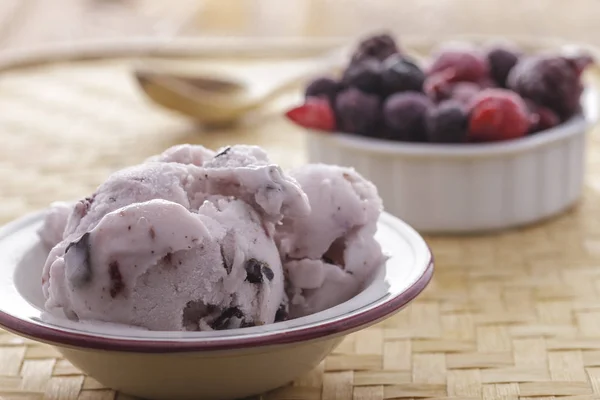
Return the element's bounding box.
[275,164,385,318]
[39,144,385,331]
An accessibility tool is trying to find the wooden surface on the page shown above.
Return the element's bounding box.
[4,1,600,400]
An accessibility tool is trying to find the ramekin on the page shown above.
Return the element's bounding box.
[306,114,589,233]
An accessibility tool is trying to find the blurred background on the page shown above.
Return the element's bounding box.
[1,0,599,49]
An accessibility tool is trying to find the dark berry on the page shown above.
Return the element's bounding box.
[426,101,469,143]
[64,232,93,289]
[525,100,560,133]
[211,307,244,330]
[507,55,583,120]
[108,260,125,298]
[245,259,270,284]
[486,45,521,87]
[468,88,531,142]
[351,32,399,63]
[335,88,380,135]
[342,58,382,94]
[275,303,289,322]
[428,47,489,83]
[304,76,342,105]
[383,92,433,142]
[380,54,425,95]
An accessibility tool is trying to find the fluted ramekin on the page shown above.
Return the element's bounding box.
[306,114,588,233]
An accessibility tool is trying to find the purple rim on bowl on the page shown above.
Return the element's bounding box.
[0,210,433,353]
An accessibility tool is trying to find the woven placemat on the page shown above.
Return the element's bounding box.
[2,53,600,400]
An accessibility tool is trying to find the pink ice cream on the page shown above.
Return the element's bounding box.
[275,164,385,318]
[41,144,306,331]
[39,144,385,331]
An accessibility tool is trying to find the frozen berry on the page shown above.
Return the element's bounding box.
[383,92,433,142]
[426,101,469,143]
[335,87,380,135]
[507,55,583,120]
[285,98,336,131]
[351,32,399,63]
[525,100,560,133]
[305,76,342,104]
[428,47,489,83]
[342,58,382,94]
[380,54,425,95]
[486,45,521,87]
[468,89,531,142]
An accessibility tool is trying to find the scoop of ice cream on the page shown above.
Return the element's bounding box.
[43,197,286,331]
[38,201,73,249]
[276,164,385,318]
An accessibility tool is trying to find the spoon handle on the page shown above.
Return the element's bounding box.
[255,45,350,104]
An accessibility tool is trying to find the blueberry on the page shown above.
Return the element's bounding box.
[245,259,271,284]
[275,303,289,322]
[335,88,380,135]
[425,101,468,143]
[304,76,342,105]
[64,232,93,289]
[380,54,425,95]
[507,55,582,120]
[341,58,382,94]
[351,33,399,63]
[383,92,433,142]
[486,45,521,87]
[211,307,244,330]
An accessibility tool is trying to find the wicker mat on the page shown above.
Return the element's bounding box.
[2,56,600,400]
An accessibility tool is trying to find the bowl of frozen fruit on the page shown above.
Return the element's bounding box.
[285,33,597,233]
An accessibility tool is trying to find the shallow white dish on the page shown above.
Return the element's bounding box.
[305,36,599,234]
[0,208,433,400]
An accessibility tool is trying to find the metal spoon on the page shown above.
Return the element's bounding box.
[133,46,349,125]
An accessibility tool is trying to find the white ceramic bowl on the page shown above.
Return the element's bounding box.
[0,208,433,400]
[305,36,599,234]
[306,115,589,233]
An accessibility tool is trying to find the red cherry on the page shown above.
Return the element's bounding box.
[468,89,531,142]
